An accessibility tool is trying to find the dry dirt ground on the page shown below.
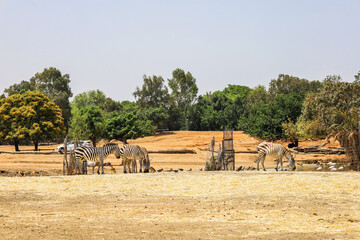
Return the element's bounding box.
[1,131,359,239]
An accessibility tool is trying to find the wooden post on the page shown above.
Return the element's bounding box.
[210,137,215,170]
[63,135,68,175]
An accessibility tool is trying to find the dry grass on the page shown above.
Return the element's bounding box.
[0,171,359,239]
[0,131,356,239]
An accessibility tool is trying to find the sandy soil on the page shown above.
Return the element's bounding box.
[0,172,359,239]
[0,131,347,175]
[1,131,357,239]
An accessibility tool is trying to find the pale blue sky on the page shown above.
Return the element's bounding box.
[1,0,359,101]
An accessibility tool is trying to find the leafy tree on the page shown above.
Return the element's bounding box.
[140,107,169,129]
[354,71,360,82]
[168,68,198,130]
[238,101,281,138]
[246,85,268,106]
[133,75,170,108]
[269,74,321,97]
[239,93,303,138]
[71,105,105,147]
[3,67,72,132]
[0,91,65,151]
[105,100,155,142]
[4,80,35,95]
[70,90,109,145]
[187,85,251,131]
[133,75,170,129]
[104,97,122,113]
[329,108,360,170]
[71,90,107,111]
[299,76,360,137]
[105,112,154,142]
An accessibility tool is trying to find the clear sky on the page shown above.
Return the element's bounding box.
[1,0,359,101]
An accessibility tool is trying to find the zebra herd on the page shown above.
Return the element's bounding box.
[74,143,150,175]
[73,141,296,175]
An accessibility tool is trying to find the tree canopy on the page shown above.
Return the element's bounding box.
[3,67,72,132]
[133,74,170,109]
[0,91,65,151]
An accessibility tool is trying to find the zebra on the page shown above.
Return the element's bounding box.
[255,142,296,171]
[75,143,121,174]
[139,146,151,173]
[119,144,146,174]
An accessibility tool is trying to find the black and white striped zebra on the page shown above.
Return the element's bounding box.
[139,146,151,173]
[119,144,146,174]
[75,143,121,174]
[256,142,296,171]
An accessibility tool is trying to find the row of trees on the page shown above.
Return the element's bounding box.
[1,67,360,169]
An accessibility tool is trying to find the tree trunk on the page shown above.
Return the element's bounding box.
[63,135,68,175]
[34,141,39,151]
[14,140,19,152]
[91,138,96,147]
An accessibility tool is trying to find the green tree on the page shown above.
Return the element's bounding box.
[299,76,360,138]
[133,75,170,108]
[133,74,170,129]
[168,68,198,130]
[354,71,360,82]
[0,91,65,151]
[4,80,35,95]
[329,108,360,170]
[246,85,268,106]
[71,105,105,147]
[269,74,321,97]
[71,90,107,111]
[105,112,154,142]
[4,67,72,132]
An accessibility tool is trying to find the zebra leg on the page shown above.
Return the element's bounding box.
[100,156,104,174]
[140,160,143,173]
[279,156,284,171]
[132,157,137,173]
[74,160,79,175]
[123,159,127,173]
[122,157,127,174]
[82,161,87,175]
[261,156,266,171]
[275,158,279,171]
[256,154,261,171]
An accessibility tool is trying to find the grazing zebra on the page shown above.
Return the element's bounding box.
[255,142,296,171]
[119,144,146,173]
[139,146,151,173]
[75,143,121,174]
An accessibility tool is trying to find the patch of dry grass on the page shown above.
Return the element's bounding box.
[0,171,359,239]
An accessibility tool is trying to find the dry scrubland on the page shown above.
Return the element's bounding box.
[1,131,359,239]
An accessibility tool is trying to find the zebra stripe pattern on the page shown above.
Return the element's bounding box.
[75,143,121,174]
[139,146,150,173]
[256,142,296,171]
[119,144,146,174]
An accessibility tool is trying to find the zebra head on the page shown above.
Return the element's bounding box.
[289,154,296,171]
[104,143,121,159]
[114,145,121,159]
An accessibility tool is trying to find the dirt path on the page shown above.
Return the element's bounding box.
[0,171,359,239]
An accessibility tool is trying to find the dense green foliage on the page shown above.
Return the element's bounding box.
[70,90,155,145]
[0,91,65,151]
[3,67,72,132]
[297,75,360,139]
[2,66,360,150]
